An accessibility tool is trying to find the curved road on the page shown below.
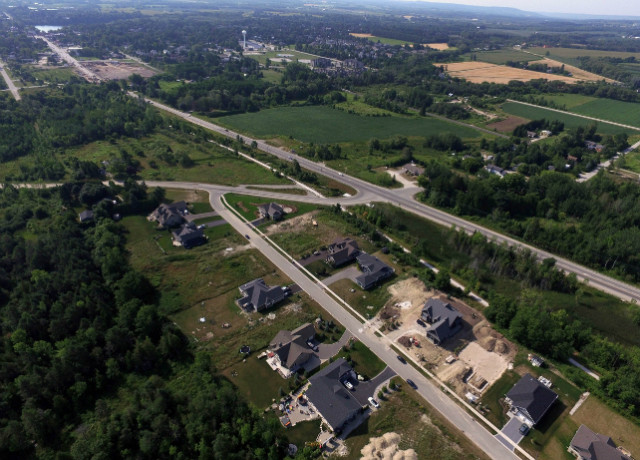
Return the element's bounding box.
[136,94,640,304]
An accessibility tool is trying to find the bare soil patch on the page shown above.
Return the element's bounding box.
[264,210,319,235]
[486,115,529,133]
[425,43,450,51]
[83,60,157,80]
[350,33,373,38]
[437,61,580,84]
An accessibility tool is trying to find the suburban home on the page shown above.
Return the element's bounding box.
[258,202,284,221]
[355,253,394,290]
[268,323,317,377]
[485,164,506,177]
[326,238,360,267]
[505,373,558,427]
[148,201,188,228]
[401,162,425,177]
[171,222,207,249]
[421,298,463,345]
[568,424,631,460]
[78,210,94,223]
[585,141,605,152]
[237,278,285,312]
[305,358,363,432]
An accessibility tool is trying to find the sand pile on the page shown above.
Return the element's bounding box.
[360,432,418,460]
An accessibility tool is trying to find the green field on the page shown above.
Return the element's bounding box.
[469,49,542,65]
[217,106,483,143]
[539,93,597,109]
[501,102,635,135]
[357,35,413,46]
[28,67,77,83]
[528,47,640,61]
[570,98,640,128]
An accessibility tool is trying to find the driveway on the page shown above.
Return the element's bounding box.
[298,249,328,267]
[185,210,218,222]
[316,331,351,360]
[350,366,397,406]
[322,266,361,287]
[495,417,525,451]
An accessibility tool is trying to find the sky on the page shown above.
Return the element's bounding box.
[422,0,640,17]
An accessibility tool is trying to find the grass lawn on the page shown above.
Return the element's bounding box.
[285,420,321,447]
[479,370,521,428]
[539,93,597,109]
[501,102,635,135]
[28,67,76,83]
[337,340,386,379]
[221,355,285,408]
[343,381,489,459]
[329,274,395,320]
[216,105,483,144]
[468,49,542,65]
[223,193,319,222]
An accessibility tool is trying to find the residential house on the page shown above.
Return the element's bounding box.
[326,238,360,267]
[172,222,207,249]
[312,57,332,68]
[355,253,394,290]
[401,162,425,176]
[585,141,604,153]
[305,358,362,432]
[526,130,538,139]
[237,278,285,312]
[148,201,188,228]
[485,164,506,177]
[505,373,558,426]
[568,424,631,460]
[78,210,94,223]
[421,298,463,345]
[258,202,284,221]
[269,323,317,377]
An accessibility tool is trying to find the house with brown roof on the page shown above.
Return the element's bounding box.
[326,238,360,267]
[269,323,317,377]
[568,425,631,460]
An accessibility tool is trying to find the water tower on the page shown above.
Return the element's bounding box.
[242,30,247,50]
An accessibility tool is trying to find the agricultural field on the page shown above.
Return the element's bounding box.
[439,61,580,84]
[501,101,634,135]
[538,93,597,109]
[468,49,542,65]
[568,98,640,128]
[216,105,482,143]
[425,42,451,51]
[349,33,412,46]
[534,58,614,83]
[528,46,640,61]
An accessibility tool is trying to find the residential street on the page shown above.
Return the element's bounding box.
[0,59,20,101]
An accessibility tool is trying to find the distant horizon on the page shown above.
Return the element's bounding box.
[409,0,640,17]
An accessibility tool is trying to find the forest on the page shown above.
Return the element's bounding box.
[0,184,292,459]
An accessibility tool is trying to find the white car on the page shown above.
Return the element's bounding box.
[343,380,354,390]
[368,397,380,408]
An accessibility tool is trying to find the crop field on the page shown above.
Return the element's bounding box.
[217,106,482,143]
[469,49,542,65]
[569,98,640,128]
[349,33,412,46]
[425,42,451,51]
[528,46,640,61]
[439,61,579,84]
[534,58,614,83]
[501,102,634,135]
[539,93,597,109]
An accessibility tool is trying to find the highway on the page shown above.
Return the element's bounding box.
[136,94,640,304]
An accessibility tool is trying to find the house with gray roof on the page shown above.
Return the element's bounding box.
[355,254,394,290]
[505,373,558,426]
[78,210,94,223]
[258,202,284,221]
[148,201,188,228]
[237,278,285,312]
[326,238,360,267]
[402,162,425,177]
[306,358,362,432]
[172,222,207,249]
[421,298,463,345]
[569,425,631,460]
[269,323,317,377]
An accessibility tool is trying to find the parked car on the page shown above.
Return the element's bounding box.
[416,319,426,327]
[343,380,354,390]
[519,424,530,436]
[406,379,417,389]
[306,341,318,352]
[397,355,407,364]
[244,234,250,239]
[368,397,380,408]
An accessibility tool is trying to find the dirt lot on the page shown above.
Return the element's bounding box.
[425,43,450,51]
[534,57,615,83]
[486,115,529,133]
[350,33,373,38]
[437,61,580,84]
[83,60,157,80]
[379,278,515,397]
[264,210,320,235]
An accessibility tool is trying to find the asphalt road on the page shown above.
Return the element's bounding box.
[137,98,640,304]
[36,36,101,82]
[0,59,20,101]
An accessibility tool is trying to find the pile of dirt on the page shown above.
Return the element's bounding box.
[265,211,318,235]
[495,341,509,355]
[398,336,413,348]
[379,305,399,320]
[360,432,418,460]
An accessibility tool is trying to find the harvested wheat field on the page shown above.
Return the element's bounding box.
[425,42,450,51]
[534,58,614,83]
[437,61,580,84]
[350,33,373,38]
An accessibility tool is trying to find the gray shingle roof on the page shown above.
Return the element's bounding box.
[306,358,361,431]
[172,222,206,248]
[238,278,285,312]
[422,298,463,343]
[326,238,360,267]
[506,373,558,425]
[355,253,394,289]
[270,323,315,368]
[570,425,629,460]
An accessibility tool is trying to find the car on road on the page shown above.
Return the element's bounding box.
[397,355,407,364]
[519,424,530,436]
[342,380,354,390]
[244,234,250,239]
[367,397,380,408]
[406,379,417,389]
[416,319,426,327]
